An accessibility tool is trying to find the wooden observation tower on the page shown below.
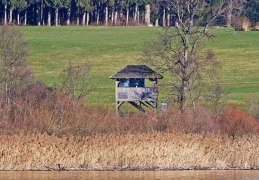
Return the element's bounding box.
[109,65,163,115]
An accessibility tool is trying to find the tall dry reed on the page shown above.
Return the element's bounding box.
[1,132,259,170]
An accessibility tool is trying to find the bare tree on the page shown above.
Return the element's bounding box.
[59,60,93,101]
[142,0,225,111]
[0,26,32,105]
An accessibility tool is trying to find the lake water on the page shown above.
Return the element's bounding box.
[1,170,259,179]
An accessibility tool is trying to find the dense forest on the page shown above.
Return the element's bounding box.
[0,0,259,27]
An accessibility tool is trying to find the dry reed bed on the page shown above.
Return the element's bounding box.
[0,132,259,170]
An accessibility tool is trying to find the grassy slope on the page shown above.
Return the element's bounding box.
[19,26,259,109]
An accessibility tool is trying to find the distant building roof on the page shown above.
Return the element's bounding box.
[109,65,163,79]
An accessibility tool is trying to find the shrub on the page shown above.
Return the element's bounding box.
[0,82,116,136]
[158,106,218,134]
[252,22,259,31]
[234,16,251,31]
[0,81,221,136]
[217,107,259,138]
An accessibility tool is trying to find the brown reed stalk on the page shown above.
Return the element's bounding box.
[1,132,259,170]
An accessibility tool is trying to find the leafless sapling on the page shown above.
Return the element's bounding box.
[0,26,32,105]
[59,60,93,101]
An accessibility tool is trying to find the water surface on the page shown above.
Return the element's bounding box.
[1,170,259,180]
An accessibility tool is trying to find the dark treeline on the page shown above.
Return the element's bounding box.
[0,0,259,27]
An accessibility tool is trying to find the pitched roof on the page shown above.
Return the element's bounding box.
[109,65,163,79]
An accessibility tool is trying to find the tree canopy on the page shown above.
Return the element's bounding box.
[0,0,257,26]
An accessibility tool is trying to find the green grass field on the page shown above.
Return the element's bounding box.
[18,26,259,110]
[203,28,259,106]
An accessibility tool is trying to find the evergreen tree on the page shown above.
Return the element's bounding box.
[243,0,259,24]
[80,0,94,25]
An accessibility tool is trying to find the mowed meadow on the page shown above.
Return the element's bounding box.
[20,26,160,109]
[19,26,259,109]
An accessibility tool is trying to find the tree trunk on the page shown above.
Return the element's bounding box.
[105,5,108,26]
[55,8,58,26]
[86,12,90,26]
[134,4,137,24]
[137,6,139,25]
[82,12,86,26]
[167,7,170,26]
[96,1,100,25]
[48,8,51,26]
[67,7,71,25]
[41,0,44,25]
[5,81,11,105]
[4,4,7,25]
[180,69,189,112]
[145,4,150,25]
[37,5,41,26]
[227,0,233,27]
[163,7,166,27]
[126,8,129,26]
[180,76,188,111]
[17,13,20,25]
[24,9,27,25]
[114,11,117,25]
[120,9,123,21]
[9,9,13,23]
[181,35,190,112]
[97,9,99,25]
[111,8,114,25]
[86,12,89,26]
[77,1,80,25]
[155,19,158,26]
[155,9,159,27]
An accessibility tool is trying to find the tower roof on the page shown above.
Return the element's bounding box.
[109,65,163,79]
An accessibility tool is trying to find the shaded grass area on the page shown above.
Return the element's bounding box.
[19,26,259,109]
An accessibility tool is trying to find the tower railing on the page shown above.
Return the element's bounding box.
[116,87,157,102]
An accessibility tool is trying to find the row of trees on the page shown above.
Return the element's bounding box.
[0,0,259,26]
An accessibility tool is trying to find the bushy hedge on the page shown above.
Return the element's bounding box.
[0,81,258,138]
[217,107,259,138]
